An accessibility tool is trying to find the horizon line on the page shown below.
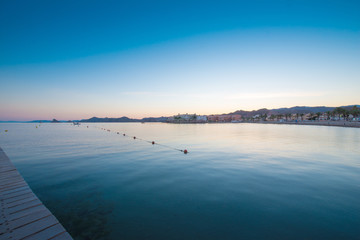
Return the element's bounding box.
[1,104,359,122]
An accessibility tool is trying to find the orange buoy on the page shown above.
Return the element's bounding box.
[152,141,155,145]
[183,149,188,154]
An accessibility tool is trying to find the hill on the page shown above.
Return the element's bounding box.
[229,105,359,117]
[80,116,167,123]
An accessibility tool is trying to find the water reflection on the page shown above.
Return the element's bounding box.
[0,123,359,239]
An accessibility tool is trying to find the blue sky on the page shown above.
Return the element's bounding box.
[1,0,359,120]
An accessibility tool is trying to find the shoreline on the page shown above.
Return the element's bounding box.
[241,120,360,128]
[1,121,360,128]
[166,121,360,128]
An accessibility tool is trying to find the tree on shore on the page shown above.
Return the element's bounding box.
[316,112,321,121]
[258,113,268,121]
[309,113,314,120]
[287,113,292,121]
[333,107,349,120]
[350,106,360,119]
[326,111,332,120]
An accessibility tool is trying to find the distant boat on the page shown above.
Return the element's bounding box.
[73,122,80,125]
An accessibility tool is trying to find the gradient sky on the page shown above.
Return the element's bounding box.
[1,0,359,120]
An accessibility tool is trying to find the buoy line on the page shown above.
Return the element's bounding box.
[81,125,189,154]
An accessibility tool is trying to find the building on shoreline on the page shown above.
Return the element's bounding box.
[168,114,208,123]
[169,114,241,123]
[167,108,360,123]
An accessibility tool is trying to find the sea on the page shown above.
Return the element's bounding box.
[0,122,359,240]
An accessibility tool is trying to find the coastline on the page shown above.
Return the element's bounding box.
[239,120,360,128]
[2,121,359,129]
[166,120,360,128]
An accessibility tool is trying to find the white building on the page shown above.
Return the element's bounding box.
[196,115,207,122]
[174,113,196,121]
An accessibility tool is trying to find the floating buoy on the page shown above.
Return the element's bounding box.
[36,126,38,128]
[80,126,188,155]
[5,130,8,132]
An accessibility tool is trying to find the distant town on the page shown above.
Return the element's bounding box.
[167,105,360,123]
[12,105,358,125]
[33,105,359,125]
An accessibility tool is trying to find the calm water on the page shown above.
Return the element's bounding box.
[0,123,359,239]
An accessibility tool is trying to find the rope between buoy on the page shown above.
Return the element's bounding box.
[80,124,188,154]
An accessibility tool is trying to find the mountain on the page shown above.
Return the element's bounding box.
[28,120,52,123]
[0,121,27,123]
[80,117,139,122]
[80,116,168,122]
[229,105,359,117]
[141,117,168,122]
[23,104,359,123]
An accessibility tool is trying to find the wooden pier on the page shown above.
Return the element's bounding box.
[0,147,72,240]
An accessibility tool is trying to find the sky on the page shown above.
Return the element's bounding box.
[1,0,359,121]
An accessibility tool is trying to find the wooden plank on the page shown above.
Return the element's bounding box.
[23,223,66,240]
[0,171,22,179]
[6,195,38,208]
[0,182,28,192]
[0,179,27,188]
[9,200,45,221]
[1,186,30,195]
[0,217,6,225]
[3,192,36,205]
[50,232,73,240]
[9,209,51,230]
[1,189,33,201]
[0,232,11,240]
[0,173,23,181]
[0,223,8,235]
[0,180,24,188]
[0,173,21,181]
[8,215,59,240]
[0,168,16,174]
[0,146,73,239]
[8,199,42,214]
